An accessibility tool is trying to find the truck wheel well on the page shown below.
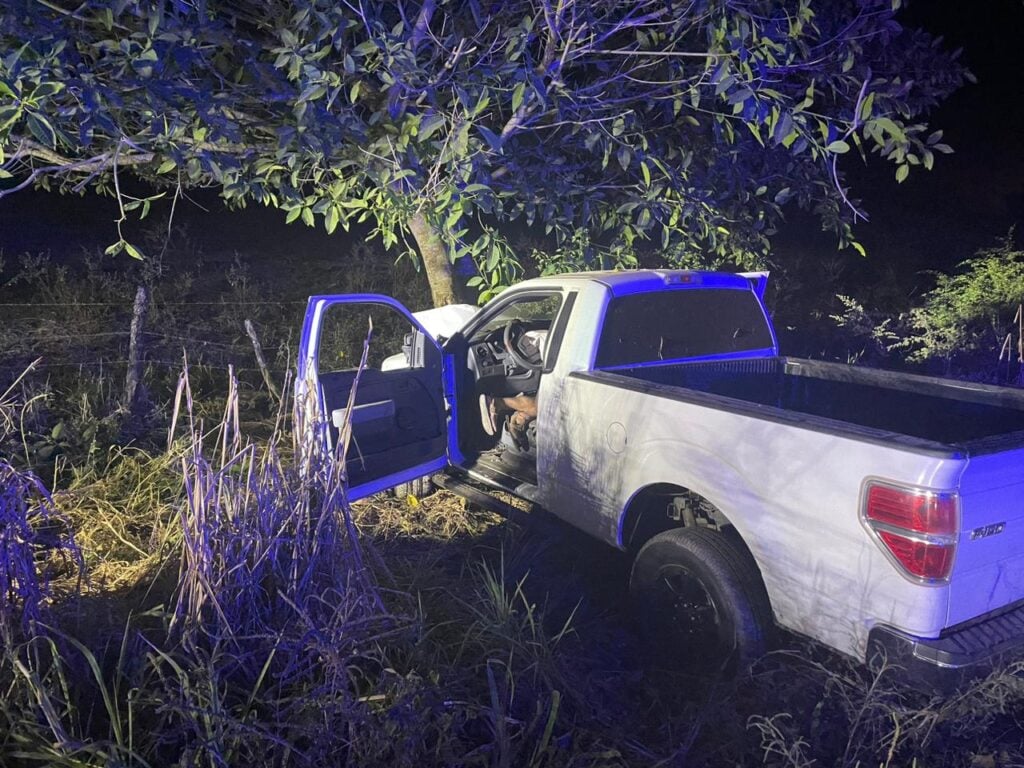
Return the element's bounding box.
[621,484,739,554]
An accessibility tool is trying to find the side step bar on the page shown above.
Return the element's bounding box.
[431,472,535,527]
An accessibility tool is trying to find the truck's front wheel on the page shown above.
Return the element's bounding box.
[629,527,772,673]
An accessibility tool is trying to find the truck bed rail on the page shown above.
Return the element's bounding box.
[585,356,1024,456]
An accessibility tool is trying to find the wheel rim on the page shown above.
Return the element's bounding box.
[652,564,733,658]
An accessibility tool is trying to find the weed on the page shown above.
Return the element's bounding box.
[0,460,82,648]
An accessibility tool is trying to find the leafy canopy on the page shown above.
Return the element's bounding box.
[1,0,967,296]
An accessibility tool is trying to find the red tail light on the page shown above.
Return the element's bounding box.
[863,481,958,582]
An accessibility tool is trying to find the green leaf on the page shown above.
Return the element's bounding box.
[300,84,327,102]
[826,140,850,154]
[0,80,14,99]
[895,164,909,183]
[640,161,651,186]
[419,113,445,142]
[25,113,56,148]
[123,242,144,260]
[746,122,764,147]
[473,92,490,117]
[477,125,503,152]
[156,159,177,174]
[104,241,124,257]
[870,117,905,141]
[30,82,64,99]
[617,146,630,171]
[511,81,525,112]
[772,111,793,145]
[285,207,302,224]
[325,205,339,234]
[858,92,875,122]
[0,105,20,131]
[851,241,866,257]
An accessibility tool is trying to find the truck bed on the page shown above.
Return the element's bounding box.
[600,357,1024,455]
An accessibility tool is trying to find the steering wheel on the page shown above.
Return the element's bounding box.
[503,320,544,372]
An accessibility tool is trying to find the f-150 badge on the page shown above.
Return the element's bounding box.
[970,522,1006,540]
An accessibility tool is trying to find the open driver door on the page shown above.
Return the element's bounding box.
[297,295,454,501]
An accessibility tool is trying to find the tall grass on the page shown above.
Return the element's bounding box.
[0,363,400,765]
[1,359,601,766]
[0,459,82,649]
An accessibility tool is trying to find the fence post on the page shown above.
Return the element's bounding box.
[244,318,281,403]
[1016,304,1023,364]
[123,284,149,410]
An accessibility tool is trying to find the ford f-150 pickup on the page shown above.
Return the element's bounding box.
[297,269,1024,683]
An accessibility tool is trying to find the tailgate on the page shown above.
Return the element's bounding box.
[947,446,1024,627]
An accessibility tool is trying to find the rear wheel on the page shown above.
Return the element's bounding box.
[629,526,772,673]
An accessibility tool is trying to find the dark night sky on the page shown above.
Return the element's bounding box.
[803,0,1024,280]
[0,1,1021,288]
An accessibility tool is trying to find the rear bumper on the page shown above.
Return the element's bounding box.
[869,601,1024,690]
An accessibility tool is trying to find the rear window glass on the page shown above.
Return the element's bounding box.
[595,289,773,368]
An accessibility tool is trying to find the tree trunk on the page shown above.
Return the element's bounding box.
[408,211,470,307]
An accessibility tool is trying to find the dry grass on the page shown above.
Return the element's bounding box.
[55,447,181,592]
[351,489,504,541]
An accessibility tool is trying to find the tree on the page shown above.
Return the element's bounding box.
[1,0,967,306]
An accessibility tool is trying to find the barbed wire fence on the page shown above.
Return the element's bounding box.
[0,292,304,408]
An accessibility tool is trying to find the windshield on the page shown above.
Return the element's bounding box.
[595,288,774,368]
[474,293,564,338]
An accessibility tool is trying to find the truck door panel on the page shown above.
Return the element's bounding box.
[299,295,449,499]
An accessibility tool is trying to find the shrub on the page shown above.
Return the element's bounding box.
[902,231,1024,375]
[830,231,1024,382]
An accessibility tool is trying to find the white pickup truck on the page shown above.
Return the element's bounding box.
[298,270,1024,683]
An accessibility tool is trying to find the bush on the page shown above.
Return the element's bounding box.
[902,231,1024,376]
[831,231,1024,383]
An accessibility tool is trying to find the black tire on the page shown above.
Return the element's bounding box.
[629,526,773,673]
[392,474,434,500]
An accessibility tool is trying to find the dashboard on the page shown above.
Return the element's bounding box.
[468,321,547,397]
